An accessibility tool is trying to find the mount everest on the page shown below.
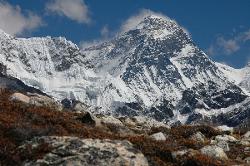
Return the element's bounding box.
[0,14,249,127]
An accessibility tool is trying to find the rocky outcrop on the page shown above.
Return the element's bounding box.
[21,136,149,166]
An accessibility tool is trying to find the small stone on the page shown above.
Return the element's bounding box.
[171,149,189,159]
[150,132,166,141]
[243,131,250,138]
[244,147,250,152]
[244,157,250,163]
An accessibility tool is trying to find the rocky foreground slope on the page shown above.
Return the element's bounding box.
[0,88,250,165]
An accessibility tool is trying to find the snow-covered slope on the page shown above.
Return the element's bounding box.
[0,14,248,126]
[216,62,250,95]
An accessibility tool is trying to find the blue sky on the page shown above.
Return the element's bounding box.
[1,0,250,68]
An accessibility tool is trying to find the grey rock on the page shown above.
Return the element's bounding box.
[200,145,228,160]
[243,131,250,138]
[214,135,238,143]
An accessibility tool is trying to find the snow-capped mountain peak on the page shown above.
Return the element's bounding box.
[0,15,248,127]
[127,14,181,39]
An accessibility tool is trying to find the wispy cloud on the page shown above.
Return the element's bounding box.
[100,25,110,39]
[119,9,190,36]
[46,0,90,24]
[207,29,250,56]
[0,1,43,36]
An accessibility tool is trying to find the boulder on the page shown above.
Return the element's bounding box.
[100,116,124,126]
[190,132,206,143]
[214,135,238,143]
[171,149,189,160]
[150,132,166,141]
[22,136,149,166]
[200,145,228,160]
[10,93,30,104]
[75,112,96,126]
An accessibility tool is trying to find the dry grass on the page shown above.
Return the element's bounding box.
[0,89,246,166]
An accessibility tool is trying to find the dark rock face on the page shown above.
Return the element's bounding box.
[214,103,250,127]
[148,99,174,121]
[0,63,7,75]
[179,81,247,111]
[0,74,47,95]
[115,106,140,117]
[125,102,143,111]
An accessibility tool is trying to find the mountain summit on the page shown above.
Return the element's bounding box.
[0,15,248,126]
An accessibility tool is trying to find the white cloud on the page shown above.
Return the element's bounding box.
[100,25,109,38]
[242,30,250,42]
[0,1,42,36]
[217,37,240,55]
[80,40,103,49]
[207,29,250,56]
[46,0,90,24]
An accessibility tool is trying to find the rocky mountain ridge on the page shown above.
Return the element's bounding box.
[0,14,249,127]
